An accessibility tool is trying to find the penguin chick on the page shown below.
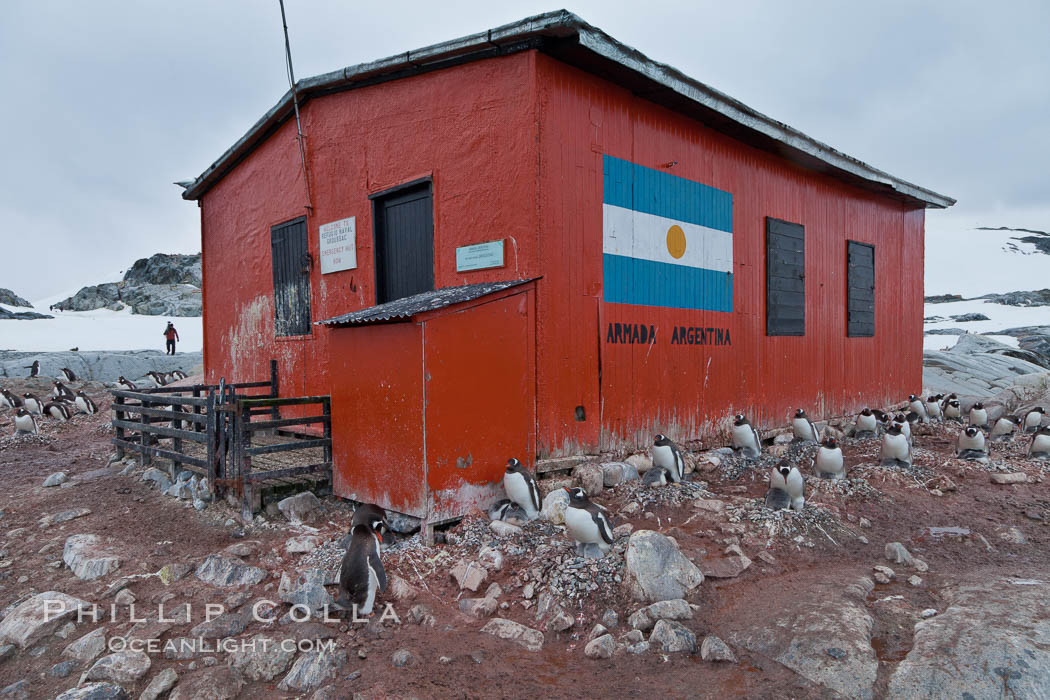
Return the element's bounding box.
[337,523,386,616]
[1028,427,1050,459]
[872,409,892,431]
[956,425,987,459]
[641,466,670,487]
[731,414,762,458]
[488,499,528,524]
[764,487,791,511]
[908,394,929,423]
[879,424,912,467]
[564,487,614,557]
[651,434,685,483]
[855,408,878,438]
[74,391,97,415]
[989,415,1019,440]
[1023,407,1046,433]
[792,409,820,443]
[14,408,38,434]
[503,458,541,519]
[969,402,988,428]
[814,436,845,480]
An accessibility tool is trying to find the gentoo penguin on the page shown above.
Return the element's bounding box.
[74,391,98,415]
[1023,407,1046,433]
[22,393,44,415]
[13,408,38,434]
[879,424,912,467]
[563,487,614,557]
[956,426,987,459]
[969,402,988,428]
[170,370,188,381]
[925,395,943,422]
[814,436,845,480]
[336,523,386,616]
[989,415,1019,440]
[52,381,75,400]
[59,367,77,382]
[943,399,962,422]
[651,434,685,483]
[792,409,820,444]
[855,408,878,438]
[25,360,39,378]
[642,467,671,486]
[488,499,529,524]
[0,388,22,409]
[908,395,929,423]
[350,503,388,533]
[116,376,137,391]
[1028,427,1050,459]
[731,414,762,458]
[503,458,541,519]
[872,409,892,432]
[147,371,168,387]
[767,464,805,511]
[940,393,958,412]
[892,414,912,442]
[44,400,72,422]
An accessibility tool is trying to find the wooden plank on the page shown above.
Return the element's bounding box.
[238,395,330,407]
[112,420,209,443]
[247,415,330,431]
[243,438,330,456]
[245,463,332,483]
[117,404,208,424]
[110,390,209,407]
[110,439,208,468]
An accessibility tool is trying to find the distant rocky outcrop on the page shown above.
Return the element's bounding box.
[923,294,964,304]
[977,289,1050,307]
[54,253,201,316]
[0,288,32,308]
[0,308,52,320]
[923,334,1050,395]
[0,350,201,384]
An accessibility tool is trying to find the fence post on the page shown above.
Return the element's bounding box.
[239,399,254,522]
[206,390,217,496]
[193,387,202,433]
[269,359,280,420]
[114,394,125,459]
[171,398,183,479]
[322,396,332,468]
[140,396,152,469]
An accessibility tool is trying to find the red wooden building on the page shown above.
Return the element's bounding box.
[180,11,953,524]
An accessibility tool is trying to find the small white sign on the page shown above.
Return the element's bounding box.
[319,217,357,274]
[456,240,505,272]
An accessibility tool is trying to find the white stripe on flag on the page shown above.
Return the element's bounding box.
[602,204,732,272]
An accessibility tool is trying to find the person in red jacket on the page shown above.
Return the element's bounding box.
[163,322,180,355]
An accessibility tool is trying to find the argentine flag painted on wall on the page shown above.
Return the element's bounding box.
[603,155,733,312]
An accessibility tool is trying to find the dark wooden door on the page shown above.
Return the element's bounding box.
[766,217,806,336]
[374,184,434,304]
[271,217,312,336]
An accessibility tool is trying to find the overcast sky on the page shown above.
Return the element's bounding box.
[2,0,1048,301]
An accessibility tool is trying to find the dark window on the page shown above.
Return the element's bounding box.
[371,181,434,304]
[847,240,875,337]
[766,217,805,336]
[270,217,312,336]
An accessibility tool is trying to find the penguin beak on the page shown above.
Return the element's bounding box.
[376,532,383,543]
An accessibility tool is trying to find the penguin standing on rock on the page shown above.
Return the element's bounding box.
[336,523,386,616]
[116,376,137,391]
[0,388,23,409]
[766,464,804,511]
[854,408,878,438]
[25,360,39,378]
[943,399,962,422]
[908,395,929,423]
[563,487,614,557]
[21,394,43,415]
[880,424,912,467]
[814,436,845,480]
[651,434,685,483]
[147,371,168,387]
[792,409,820,444]
[503,458,541,520]
[1023,407,1046,433]
[52,381,74,400]
[1028,427,1050,459]
[59,368,77,383]
[74,391,98,415]
[956,426,987,459]
[170,370,188,381]
[989,415,1019,440]
[731,414,762,458]
[13,408,38,434]
[44,400,72,422]
[969,402,988,428]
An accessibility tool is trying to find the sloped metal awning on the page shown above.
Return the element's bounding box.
[316,279,535,327]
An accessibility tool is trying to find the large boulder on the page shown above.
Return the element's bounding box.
[277,492,321,524]
[923,335,1050,395]
[623,530,704,602]
[169,666,244,700]
[64,535,121,580]
[81,651,151,685]
[0,288,32,308]
[481,618,544,652]
[194,554,267,587]
[55,683,129,700]
[278,648,348,692]
[0,592,92,648]
[541,488,570,525]
[0,350,201,384]
[228,635,295,681]
[124,253,202,287]
[54,253,202,316]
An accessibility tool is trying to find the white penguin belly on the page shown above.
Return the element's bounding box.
[361,566,379,615]
[652,444,681,482]
[815,448,844,478]
[881,435,909,460]
[957,433,985,452]
[1031,435,1050,455]
[503,472,537,516]
[970,409,987,426]
[792,418,816,441]
[564,506,601,545]
[990,419,1015,437]
[856,414,876,432]
[1025,413,1043,430]
[732,424,757,450]
[14,414,36,433]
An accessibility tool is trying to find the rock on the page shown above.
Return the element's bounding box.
[141,467,173,492]
[277,492,321,524]
[44,472,68,487]
[63,628,106,663]
[489,521,522,537]
[450,559,487,592]
[278,571,333,615]
[63,535,121,581]
[194,554,266,587]
[694,498,726,514]
[0,288,32,307]
[190,610,247,639]
[612,523,634,539]
[459,598,497,619]
[727,576,877,699]
[908,575,923,587]
[588,624,608,641]
[699,552,752,579]
[584,633,618,659]
[545,608,574,632]
[480,618,544,652]
[873,565,896,584]
[600,462,639,487]
[477,547,504,572]
[139,668,178,700]
[889,580,1050,698]
[42,508,93,527]
[0,592,91,648]
[885,542,917,567]
[998,526,1027,544]
[285,536,320,554]
[278,648,347,691]
[601,609,619,629]
[541,488,570,524]
[81,651,151,684]
[114,590,135,606]
[624,629,645,644]
[0,645,13,662]
[628,609,652,631]
[649,620,697,653]
[55,683,129,700]
[228,635,295,681]
[574,463,604,496]
[624,530,704,602]
[407,604,435,627]
[222,542,258,558]
[701,635,737,662]
[0,680,29,699]
[920,608,937,619]
[990,472,1027,484]
[484,582,502,599]
[628,641,650,654]
[625,453,652,473]
[169,666,245,700]
[391,648,420,668]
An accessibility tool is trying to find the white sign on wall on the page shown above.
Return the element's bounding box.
[456,240,505,272]
[319,217,357,274]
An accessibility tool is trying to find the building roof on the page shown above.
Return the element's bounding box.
[316,279,534,327]
[181,10,953,209]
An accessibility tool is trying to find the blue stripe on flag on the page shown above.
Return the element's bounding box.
[602,155,733,233]
[603,254,734,312]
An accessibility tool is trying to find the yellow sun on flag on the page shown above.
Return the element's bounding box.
[666,225,687,259]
